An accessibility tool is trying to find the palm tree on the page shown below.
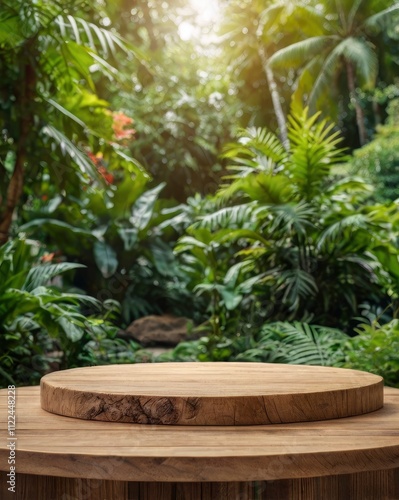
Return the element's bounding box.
[268,0,399,146]
[218,0,291,147]
[256,1,330,149]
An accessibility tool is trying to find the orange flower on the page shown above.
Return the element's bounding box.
[112,111,136,141]
[41,253,55,263]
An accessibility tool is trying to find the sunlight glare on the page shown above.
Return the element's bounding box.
[191,0,220,23]
[178,0,220,41]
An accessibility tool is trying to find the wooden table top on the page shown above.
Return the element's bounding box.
[1,385,399,482]
[40,363,383,425]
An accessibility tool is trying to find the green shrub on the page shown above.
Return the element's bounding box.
[344,319,399,387]
[158,322,348,366]
[0,238,144,387]
[350,98,399,202]
[174,108,399,334]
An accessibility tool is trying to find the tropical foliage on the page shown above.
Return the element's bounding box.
[350,96,399,201]
[345,319,399,387]
[0,238,146,387]
[1,0,399,389]
[0,0,140,244]
[175,108,399,334]
[267,0,399,145]
[159,322,348,365]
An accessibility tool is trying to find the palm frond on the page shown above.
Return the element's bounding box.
[347,0,365,30]
[0,10,23,47]
[46,98,86,128]
[55,15,129,58]
[364,3,399,33]
[269,202,316,237]
[41,124,98,179]
[194,202,266,231]
[287,109,345,200]
[240,173,294,204]
[222,127,285,166]
[268,36,332,68]
[241,127,286,162]
[339,37,378,89]
[277,269,318,311]
[291,57,323,106]
[257,3,286,37]
[23,263,85,292]
[307,45,343,111]
[217,228,271,248]
[317,214,369,249]
[292,4,328,36]
[326,177,374,198]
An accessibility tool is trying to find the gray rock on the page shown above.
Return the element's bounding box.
[121,315,192,347]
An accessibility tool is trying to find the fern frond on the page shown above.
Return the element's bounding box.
[258,322,348,366]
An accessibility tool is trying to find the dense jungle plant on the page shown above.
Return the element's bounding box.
[0,238,143,387]
[344,319,399,387]
[175,108,399,339]
[350,97,399,202]
[0,0,140,244]
[21,179,201,326]
[158,322,348,365]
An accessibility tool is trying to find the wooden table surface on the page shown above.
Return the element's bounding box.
[40,363,383,425]
[1,385,399,482]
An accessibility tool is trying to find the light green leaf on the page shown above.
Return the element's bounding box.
[130,183,165,230]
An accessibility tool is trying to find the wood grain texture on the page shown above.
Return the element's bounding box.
[1,386,399,482]
[40,363,383,425]
[1,470,399,500]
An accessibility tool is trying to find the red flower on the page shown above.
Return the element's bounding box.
[97,166,115,185]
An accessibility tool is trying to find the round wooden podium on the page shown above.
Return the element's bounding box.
[1,363,399,500]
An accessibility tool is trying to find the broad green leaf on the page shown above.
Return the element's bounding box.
[93,241,118,278]
[117,227,138,251]
[220,288,243,310]
[130,182,166,230]
[58,317,84,342]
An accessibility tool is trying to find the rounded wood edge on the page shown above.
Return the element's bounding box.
[40,381,384,425]
[1,386,399,481]
[5,445,399,482]
[40,366,384,425]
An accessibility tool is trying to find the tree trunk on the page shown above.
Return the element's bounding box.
[345,59,368,147]
[0,50,35,245]
[259,46,289,151]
